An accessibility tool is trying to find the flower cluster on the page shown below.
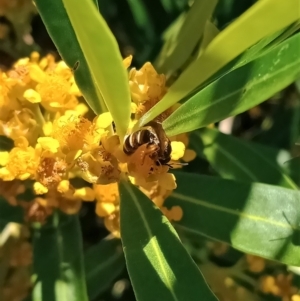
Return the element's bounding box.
[0,52,195,235]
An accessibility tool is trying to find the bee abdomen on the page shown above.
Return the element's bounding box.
[123,129,153,154]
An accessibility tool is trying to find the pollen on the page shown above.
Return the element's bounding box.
[52,114,91,153]
[36,156,67,188]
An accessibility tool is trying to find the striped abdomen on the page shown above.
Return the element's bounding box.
[123,128,158,155]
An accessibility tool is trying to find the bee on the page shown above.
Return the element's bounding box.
[123,121,172,167]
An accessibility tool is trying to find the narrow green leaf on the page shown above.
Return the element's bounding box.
[0,136,14,151]
[196,21,220,58]
[155,0,218,74]
[191,128,298,189]
[61,0,131,138]
[0,198,24,227]
[85,236,125,300]
[165,172,300,266]
[180,24,290,100]
[137,0,300,126]
[119,182,218,301]
[34,0,106,115]
[161,11,187,42]
[32,213,88,301]
[267,20,300,49]
[163,33,300,136]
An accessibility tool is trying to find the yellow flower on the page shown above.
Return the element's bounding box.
[51,113,91,154]
[73,187,95,201]
[0,53,188,236]
[246,254,266,273]
[161,206,183,222]
[292,295,300,301]
[37,137,60,153]
[129,62,172,122]
[94,183,120,237]
[170,141,185,161]
[36,154,67,189]
[0,139,39,181]
[36,73,78,112]
[129,62,167,103]
[0,108,39,145]
[33,182,48,195]
[260,273,298,301]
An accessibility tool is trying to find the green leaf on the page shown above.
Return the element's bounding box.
[85,236,125,300]
[0,136,14,151]
[137,0,300,127]
[0,198,24,228]
[32,212,88,301]
[191,128,298,189]
[119,182,218,301]
[61,0,131,138]
[196,21,220,59]
[155,0,218,74]
[267,20,300,49]
[166,172,300,266]
[163,33,300,136]
[34,0,106,115]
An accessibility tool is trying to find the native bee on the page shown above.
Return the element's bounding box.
[123,121,172,167]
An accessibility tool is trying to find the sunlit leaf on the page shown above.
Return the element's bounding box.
[61,0,131,138]
[196,21,220,58]
[138,0,300,127]
[119,182,218,301]
[155,0,218,74]
[165,172,300,266]
[36,0,131,138]
[35,0,105,115]
[163,33,300,136]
